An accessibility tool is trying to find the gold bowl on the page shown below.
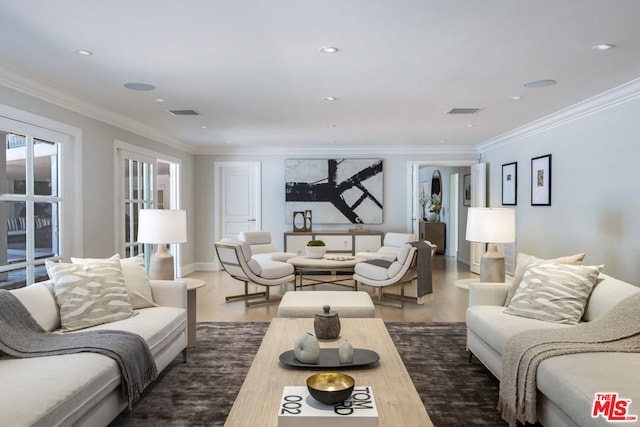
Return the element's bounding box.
[306,372,355,405]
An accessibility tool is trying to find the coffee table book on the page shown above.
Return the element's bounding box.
[278,386,378,427]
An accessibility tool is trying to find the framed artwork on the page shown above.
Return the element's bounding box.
[501,162,517,205]
[285,158,383,224]
[531,154,551,206]
[463,174,471,206]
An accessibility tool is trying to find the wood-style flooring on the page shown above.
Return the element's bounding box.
[187,255,476,322]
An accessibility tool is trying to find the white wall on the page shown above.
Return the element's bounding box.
[480,94,640,284]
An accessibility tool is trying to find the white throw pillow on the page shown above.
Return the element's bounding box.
[71,254,157,309]
[46,257,134,331]
[504,252,586,306]
[504,262,603,325]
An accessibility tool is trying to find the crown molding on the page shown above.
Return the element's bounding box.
[477,77,640,153]
[194,143,479,157]
[0,65,196,154]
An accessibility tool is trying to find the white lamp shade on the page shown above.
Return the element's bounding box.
[137,209,187,244]
[466,207,515,243]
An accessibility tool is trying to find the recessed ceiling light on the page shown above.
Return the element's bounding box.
[154,98,165,102]
[324,97,337,101]
[440,140,448,143]
[523,79,557,88]
[327,124,337,128]
[510,95,522,100]
[74,49,93,56]
[465,124,475,128]
[201,126,207,129]
[320,46,339,53]
[225,141,233,144]
[592,44,615,51]
[124,82,156,91]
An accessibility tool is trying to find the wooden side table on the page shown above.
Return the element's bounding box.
[182,278,206,347]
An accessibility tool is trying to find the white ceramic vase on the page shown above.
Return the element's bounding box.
[305,246,326,259]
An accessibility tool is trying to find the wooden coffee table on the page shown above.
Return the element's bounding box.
[224,318,432,426]
[287,255,366,290]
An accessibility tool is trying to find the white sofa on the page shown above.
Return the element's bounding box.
[0,279,187,427]
[466,273,640,427]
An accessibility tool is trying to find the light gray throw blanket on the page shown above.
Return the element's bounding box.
[498,292,640,426]
[0,290,158,409]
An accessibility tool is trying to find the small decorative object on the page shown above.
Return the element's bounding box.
[531,154,551,206]
[338,340,354,364]
[305,239,326,259]
[502,162,517,206]
[293,332,320,364]
[314,305,341,340]
[418,190,429,220]
[306,372,355,405]
[293,210,312,232]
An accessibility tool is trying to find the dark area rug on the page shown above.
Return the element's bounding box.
[111,322,508,426]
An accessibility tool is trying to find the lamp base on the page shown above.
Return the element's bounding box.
[148,244,175,280]
[480,243,505,283]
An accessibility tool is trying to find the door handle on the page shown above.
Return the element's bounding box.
[247,219,256,222]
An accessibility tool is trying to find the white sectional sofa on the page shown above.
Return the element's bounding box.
[466,273,640,427]
[0,279,187,427]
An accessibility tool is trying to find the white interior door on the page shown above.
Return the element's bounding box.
[469,162,487,274]
[215,162,261,241]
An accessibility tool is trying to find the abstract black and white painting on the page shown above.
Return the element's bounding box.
[285,159,383,224]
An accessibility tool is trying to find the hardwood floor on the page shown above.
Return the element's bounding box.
[187,255,476,323]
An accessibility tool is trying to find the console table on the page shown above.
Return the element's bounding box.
[419,221,445,254]
[284,230,383,256]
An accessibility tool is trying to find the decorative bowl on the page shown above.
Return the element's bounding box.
[305,246,326,259]
[306,372,355,405]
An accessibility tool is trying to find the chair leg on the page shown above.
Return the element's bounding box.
[244,285,282,307]
[225,281,268,303]
[372,287,402,308]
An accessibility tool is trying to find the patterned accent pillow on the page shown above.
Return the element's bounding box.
[504,252,586,306]
[46,257,134,331]
[504,262,603,324]
[71,254,157,309]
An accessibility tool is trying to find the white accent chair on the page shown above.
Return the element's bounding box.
[354,241,436,308]
[238,230,296,262]
[214,240,295,306]
[355,232,416,261]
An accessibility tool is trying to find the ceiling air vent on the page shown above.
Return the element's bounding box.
[446,108,483,115]
[167,109,199,116]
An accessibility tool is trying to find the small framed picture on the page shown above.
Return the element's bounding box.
[463,174,471,206]
[531,154,551,206]
[502,162,517,205]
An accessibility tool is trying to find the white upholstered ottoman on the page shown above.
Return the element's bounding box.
[277,291,376,318]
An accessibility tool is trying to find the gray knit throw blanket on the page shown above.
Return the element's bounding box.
[0,290,158,409]
[498,291,640,426]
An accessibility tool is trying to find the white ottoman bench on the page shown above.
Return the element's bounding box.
[277,291,376,318]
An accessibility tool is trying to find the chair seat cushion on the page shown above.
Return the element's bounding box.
[252,252,297,263]
[258,261,294,279]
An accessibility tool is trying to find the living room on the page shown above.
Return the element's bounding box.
[1,2,639,426]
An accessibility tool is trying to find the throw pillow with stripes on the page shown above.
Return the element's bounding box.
[46,257,134,331]
[504,262,603,324]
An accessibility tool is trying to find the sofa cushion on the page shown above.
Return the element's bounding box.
[466,305,568,356]
[537,352,640,427]
[583,273,640,321]
[71,254,157,310]
[46,258,134,332]
[11,283,60,332]
[505,263,603,324]
[505,252,586,305]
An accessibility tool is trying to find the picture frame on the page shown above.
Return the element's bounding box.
[501,162,517,205]
[531,154,551,206]
[463,174,471,206]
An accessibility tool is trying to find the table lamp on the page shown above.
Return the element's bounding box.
[465,207,515,282]
[137,209,187,280]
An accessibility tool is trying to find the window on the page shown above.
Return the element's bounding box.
[0,130,63,289]
[115,142,180,272]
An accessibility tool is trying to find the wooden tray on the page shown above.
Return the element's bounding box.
[279,348,380,369]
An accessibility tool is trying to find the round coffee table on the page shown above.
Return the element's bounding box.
[287,255,366,290]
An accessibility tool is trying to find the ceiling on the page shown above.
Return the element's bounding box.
[1,1,639,153]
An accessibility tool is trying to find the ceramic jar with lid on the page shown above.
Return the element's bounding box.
[314,305,340,340]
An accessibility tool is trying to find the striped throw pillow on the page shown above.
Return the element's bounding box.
[46,258,134,331]
[504,262,603,324]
